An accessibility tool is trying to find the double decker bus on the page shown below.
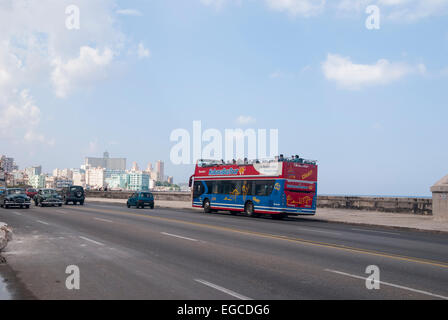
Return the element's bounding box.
[190,155,318,219]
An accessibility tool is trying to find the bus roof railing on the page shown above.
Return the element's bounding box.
[197,156,317,167]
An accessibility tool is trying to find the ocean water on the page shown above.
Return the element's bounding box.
[319,194,432,199]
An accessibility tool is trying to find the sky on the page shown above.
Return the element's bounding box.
[0,0,447,196]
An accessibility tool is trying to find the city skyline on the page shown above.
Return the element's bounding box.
[0,151,176,191]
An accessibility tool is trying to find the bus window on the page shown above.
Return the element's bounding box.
[193,181,205,198]
[221,181,234,194]
[254,180,275,196]
[241,181,252,196]
[205,181,214,194]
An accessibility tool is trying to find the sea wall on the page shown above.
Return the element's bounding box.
[86,191,432,215]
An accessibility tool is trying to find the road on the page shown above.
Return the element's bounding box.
[0,202,447,300]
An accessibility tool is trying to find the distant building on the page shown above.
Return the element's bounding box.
[0,156,18,173]
[128,172,150,191]
[167,176,174,184]
[106,174,129,190]
[85,151,126,171]
[29,175,46,189]
[72,171,86,187]
[25,166,42,177]
[150,171,158,181]
[0,169,5,187]
[156,160,164,182]
[85,167,106,189]
[131,161,140,172]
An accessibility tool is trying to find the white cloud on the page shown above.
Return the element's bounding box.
[200,0,231,8]
[51,46,114,98]
[0,90,52,145]
[137,42,151,59]
[337,0,448,21]
[0,90,40,131]
[0,0,134,145]
[321,54,424,89]
[269,71,283,78]
[200,0,448,20]
[116,9,142,16]
[236,115,256,125]
[0,68,10,86]
[265,0,326,16]
[24,130,55,146]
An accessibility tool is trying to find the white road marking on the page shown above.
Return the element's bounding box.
[161,232,198,242]
[296,227,341,235]
[36,220,49,225]
[195,279,252,300]
[94,217,113,223]
[79,236,104,246]
[12,211,22,216]
[351,228,400,235]
[56,210,68,214]
[325,269,448,300]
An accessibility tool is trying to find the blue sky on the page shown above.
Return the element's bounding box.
[0,0,447,196]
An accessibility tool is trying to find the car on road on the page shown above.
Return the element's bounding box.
[61,185,85,205]
[25,188,38,199]
[33,188,63,207]
[0,188,31,209]
[127,192,154,209]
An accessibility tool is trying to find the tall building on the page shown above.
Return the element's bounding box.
[29,175,46,189]
[106,174,129,190]
[85,151,126,170]
[156,160,164,182]
[85,167,105,189]
[0,156,17,172]
[128,172,150,191]
[131,161,140,172]
[25,166,42,177]
[72,171,86,187]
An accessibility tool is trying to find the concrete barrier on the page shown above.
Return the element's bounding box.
[86,191,432,215]
[86,191,191,202]
[317,195,432,215]
[431,174,448,220]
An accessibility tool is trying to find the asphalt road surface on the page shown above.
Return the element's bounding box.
[1,202,447,300]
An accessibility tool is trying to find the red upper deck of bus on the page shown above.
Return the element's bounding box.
[193,155,318,182]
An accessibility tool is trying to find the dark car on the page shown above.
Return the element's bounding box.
[127,192,154,209]
[61,186,85,205]
[34,188,63,207]
[25,188,38,199]
[0,188,31,209]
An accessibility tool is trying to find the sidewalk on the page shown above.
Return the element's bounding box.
[86,198,448,234]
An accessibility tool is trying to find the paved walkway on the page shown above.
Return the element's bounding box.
[86,197,448,233]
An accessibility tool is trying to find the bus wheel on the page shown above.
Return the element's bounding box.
[203,199,211,213]
[244,201,257,217]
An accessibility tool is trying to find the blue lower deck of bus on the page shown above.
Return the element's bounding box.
[192,179,317,215]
